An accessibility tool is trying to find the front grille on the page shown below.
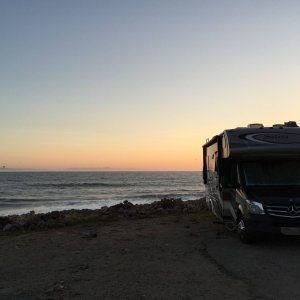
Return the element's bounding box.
[265,205,300,218]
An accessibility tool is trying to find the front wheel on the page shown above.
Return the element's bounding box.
[237,216,253,244]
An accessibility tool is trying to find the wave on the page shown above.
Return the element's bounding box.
[30,182,133,188]
[130,192,204,200]
[0,198,66,204]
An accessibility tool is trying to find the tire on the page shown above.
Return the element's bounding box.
[237,216,253,244]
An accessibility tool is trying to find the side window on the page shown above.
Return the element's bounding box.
[214,153,218,172]
[207,155,214,172]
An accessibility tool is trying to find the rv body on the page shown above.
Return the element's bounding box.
[203,122,300,241]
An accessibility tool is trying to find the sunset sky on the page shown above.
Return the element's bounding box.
[1,1,300,170]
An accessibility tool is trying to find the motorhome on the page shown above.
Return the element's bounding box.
[202,121,300,242]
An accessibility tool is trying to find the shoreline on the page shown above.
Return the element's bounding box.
[0,198,207,233]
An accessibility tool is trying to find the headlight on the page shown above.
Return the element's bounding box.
[246,200,265,215]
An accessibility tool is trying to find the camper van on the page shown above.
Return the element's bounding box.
[203,121,300,243]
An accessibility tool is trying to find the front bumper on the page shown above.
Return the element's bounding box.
[245,214,300,235]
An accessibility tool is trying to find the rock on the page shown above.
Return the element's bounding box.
[123,200,133,208]
[3,223,20,232]
[100,206,108,213]
[0,216,10,229]
[161,198,177,209]
[0,197,207,233]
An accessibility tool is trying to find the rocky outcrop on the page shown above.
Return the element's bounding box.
[1,197,207,232]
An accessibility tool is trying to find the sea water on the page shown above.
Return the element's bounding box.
[0,171,204,216]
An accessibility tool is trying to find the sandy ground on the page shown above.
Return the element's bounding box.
[1,211,300,300]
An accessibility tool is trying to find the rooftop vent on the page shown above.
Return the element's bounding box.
[247,123,264,128]
[273,124,284,128]
[284,121,298,127]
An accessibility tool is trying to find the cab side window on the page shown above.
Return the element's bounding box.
[214,153,218,172]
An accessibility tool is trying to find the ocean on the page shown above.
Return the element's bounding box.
[0,171,204,216]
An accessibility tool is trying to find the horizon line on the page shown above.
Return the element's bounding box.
[0,167,201,172]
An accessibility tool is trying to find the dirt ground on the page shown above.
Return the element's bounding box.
[1,211,300,300]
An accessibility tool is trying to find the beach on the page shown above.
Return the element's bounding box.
[1,199,300,299]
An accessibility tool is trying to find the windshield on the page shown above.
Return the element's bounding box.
[241,160,300,186]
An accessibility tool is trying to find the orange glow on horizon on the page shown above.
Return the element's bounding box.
[1,133,203,171]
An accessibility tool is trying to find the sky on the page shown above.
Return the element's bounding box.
[1,0,300,171]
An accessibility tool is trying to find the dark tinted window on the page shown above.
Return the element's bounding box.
[241,161,300,186]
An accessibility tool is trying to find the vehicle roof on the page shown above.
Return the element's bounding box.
[225,127,300,157]
[204,126,300,158]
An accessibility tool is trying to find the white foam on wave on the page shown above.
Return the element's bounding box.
[0,193,206,217]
